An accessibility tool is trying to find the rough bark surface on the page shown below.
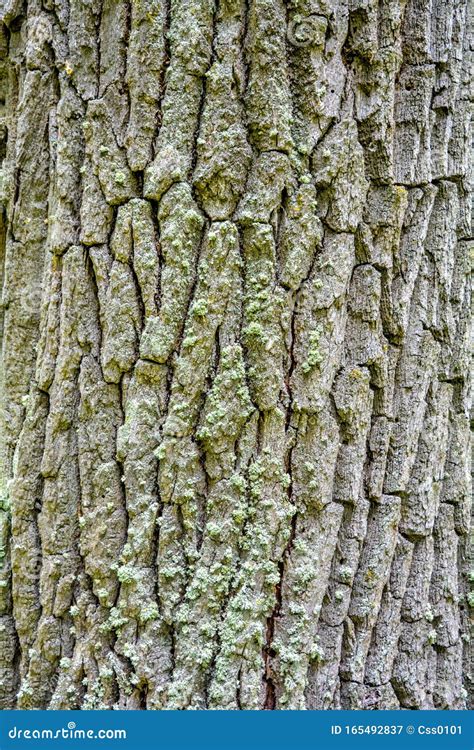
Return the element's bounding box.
[0,0,472,711]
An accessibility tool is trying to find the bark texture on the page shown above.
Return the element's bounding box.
[0,0,472,711]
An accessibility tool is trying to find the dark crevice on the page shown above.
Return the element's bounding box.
[150,0,172,160]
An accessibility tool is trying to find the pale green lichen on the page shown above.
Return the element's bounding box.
[302,327,323,373]
[424,605,434,622]
[427,629,437,645]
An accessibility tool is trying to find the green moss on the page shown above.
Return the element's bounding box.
[338,566,352,583]
[191,298,208,317]
[140,602,159,623]
[302,327,323,373]
[427,629,437,645]
[243,321,266,341]
[107,607,128,630]
[197,345,253,448]
[309,641,325,663]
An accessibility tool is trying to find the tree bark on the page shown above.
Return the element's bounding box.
[0,0,471,710]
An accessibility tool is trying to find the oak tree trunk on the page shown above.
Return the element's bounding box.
[0,0,471,710]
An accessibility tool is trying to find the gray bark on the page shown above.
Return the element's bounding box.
[0,0,471,710]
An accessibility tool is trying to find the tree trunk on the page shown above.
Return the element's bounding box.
[0,0,471,711]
